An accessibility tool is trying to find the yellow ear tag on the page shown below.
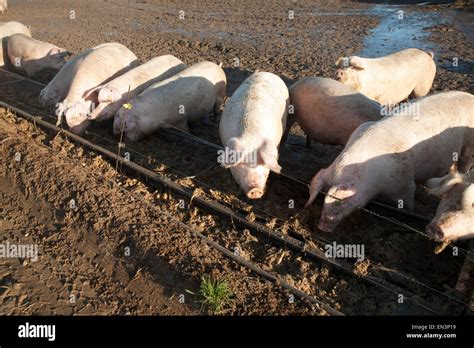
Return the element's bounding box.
[122,103,133,110]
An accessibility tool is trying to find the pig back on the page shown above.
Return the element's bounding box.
[137,61,226,121]
[220,71,289,147]
[65,44,139,101]
[289,77,381,145]
[106,55,186,94]
[341,92,473,183]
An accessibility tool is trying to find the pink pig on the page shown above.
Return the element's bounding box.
[219,71,289,199]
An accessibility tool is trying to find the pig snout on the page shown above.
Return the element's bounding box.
[247,187,264,199]
[69,120,92,134]
[113,110,141,142]
[317,213,338,233]
[426,213,471,242]
[53,57,67,70]
[39,90,48,106]
[245,172,266,199]
[113,111,129,134]
[246,182,265,199]
[46,48,68,70]
[64,103,91,134]
[39,88,54,106]
[426,223,445,241]
[335,69,345,81]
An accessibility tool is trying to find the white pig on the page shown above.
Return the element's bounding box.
[335,48,436,106]
[7,33,69,77]
[39,43,137,108]
[425,165,473,242]
[39,48,94,107]
[89,55,187,121]
[0,21,31,66]
[51,43,139,133]
[0,21,30,37]
[305,91,474,232]
[113,61,226,142]
[219,71,289,199]
[0,0,7,15]
[285,77,382,146]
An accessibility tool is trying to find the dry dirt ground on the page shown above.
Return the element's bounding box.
[0,0,473,315]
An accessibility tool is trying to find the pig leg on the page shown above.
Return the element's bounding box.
[212,100,223,123]
[280,113,295,147]
[306,168,328,208]
[213,86,226,123]
[412,80,432,99]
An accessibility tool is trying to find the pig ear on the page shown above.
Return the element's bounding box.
[326,183,357,204]
[258,141,281,174]
[425,176,447,190]
[349,56,365,70]
[59,49,73,58]
[222,137,246,168]
[305,168,327,208]
[48,47,61,56]
[427,174,464,197]
[83,87,100,102]
[448,162,458,174]
[335,57,346,67]
[336,184,357,199]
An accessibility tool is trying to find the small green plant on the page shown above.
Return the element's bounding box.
[195,277,233,314]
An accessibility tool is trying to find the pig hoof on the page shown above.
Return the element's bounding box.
[246,188,264,199]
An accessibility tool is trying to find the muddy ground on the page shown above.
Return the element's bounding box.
[0,0,473,315]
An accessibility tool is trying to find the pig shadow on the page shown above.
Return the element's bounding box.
[1,36,71,82]
[92,63,187,117]
[82,59,141,99]
[1,36,9,67]
[9,53,71,82]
